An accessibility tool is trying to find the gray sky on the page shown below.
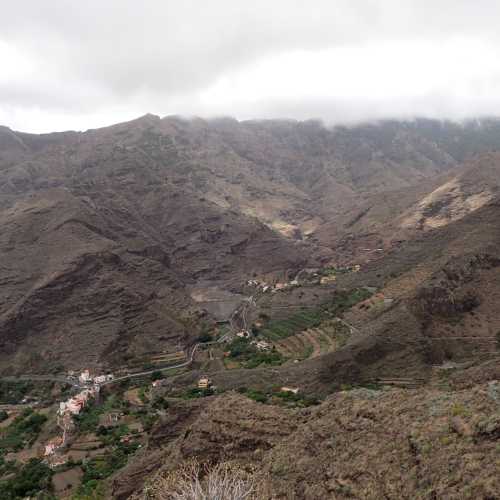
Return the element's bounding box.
[1,0,500,132]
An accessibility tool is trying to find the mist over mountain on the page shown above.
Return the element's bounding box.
[1,114,500,498]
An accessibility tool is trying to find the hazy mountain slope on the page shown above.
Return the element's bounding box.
[316,152,500,264]
[0,117,314,373]
[2,116,500,372]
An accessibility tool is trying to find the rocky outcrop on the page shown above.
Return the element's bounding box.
[126,383,500,500]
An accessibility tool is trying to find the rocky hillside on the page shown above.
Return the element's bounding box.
[2,116,500,373]
[113,378,500,499]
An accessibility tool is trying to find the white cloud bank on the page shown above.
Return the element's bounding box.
[1,1,500,132]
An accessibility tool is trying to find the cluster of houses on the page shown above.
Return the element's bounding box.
[197,376,212,389]
[246,279,299,293]
[75,369,114,385]
[247,265,363,292]
[58,386,99,417]
[44,370,114,461]
[234,331,272,351]
[253,339,272,351]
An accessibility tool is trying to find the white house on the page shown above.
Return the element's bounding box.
[78,370,91,384]
[94,375,107,384]
[280,386,299,394]
[255,340,272,351]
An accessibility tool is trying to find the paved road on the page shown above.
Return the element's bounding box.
[99,342,205,386]
[0,288,250,395]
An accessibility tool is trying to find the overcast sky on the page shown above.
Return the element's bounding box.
[1,1,500,133]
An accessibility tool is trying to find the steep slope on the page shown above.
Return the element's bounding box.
[0,117,314,373]
[2,115,500,373]
[116,384,500,500]
[317,152,500,264]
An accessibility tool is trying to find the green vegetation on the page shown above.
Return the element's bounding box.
[0,455,17,477]
[150,371,164,381]
[74,394,124,433]
[0,411,8,423]
[96,424,129,446]
[74,399,141,499]
[0,381,33,405]
[138,387,149,404]
[237,387,268,403]
[226,337,285,368]
[260,288,373,341]
[319,266,353,277]
[0,458,53,499]
[451,403,470,417]
[180,388,215,399]
[260,309,324,341]
[273,389,320,408]
[152,396,169,410]
[72,480,106,499]
[299,344,314,360]
[237,387,320,408]
[0,409,47,454]
[74,403,102,433]
[76,451,128,498]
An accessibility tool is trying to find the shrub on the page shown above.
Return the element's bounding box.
[197,333,212,343]
[147,460,260,500]
[152,397,169,410]
[0,458,53,498]
[0,410,48,453]
[0,410,8,422]
[151,371,164,381]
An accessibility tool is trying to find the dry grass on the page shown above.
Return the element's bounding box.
[144,460,266,500]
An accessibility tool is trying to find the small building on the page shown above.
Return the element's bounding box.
[280,387,299,395]
[320,275,336,285]
[273,283,287,291]
[255,340,272,351]
[78,370,91,384]
[236,330,250,338]
[197,376,212,389]
[44,437,63,456]
[94,375,107,384]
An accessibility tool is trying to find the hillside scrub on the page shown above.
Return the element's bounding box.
[145,460,264,500]
[0,409,47,453]
[226,338,285,368]
[260,288,373,341]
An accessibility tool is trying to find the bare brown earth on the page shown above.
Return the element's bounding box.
[3,116,500,498]
[3,116,500,372]
[114,382,500,500]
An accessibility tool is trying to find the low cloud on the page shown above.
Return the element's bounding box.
[1,1,500,132]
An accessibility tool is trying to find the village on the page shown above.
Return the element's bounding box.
[245,264,361,292]
[0,264,373,497]
[43,370,115,466]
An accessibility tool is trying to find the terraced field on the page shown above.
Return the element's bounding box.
[259,309,325,341]
[273,320,351,361]
[258,289,373,362]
